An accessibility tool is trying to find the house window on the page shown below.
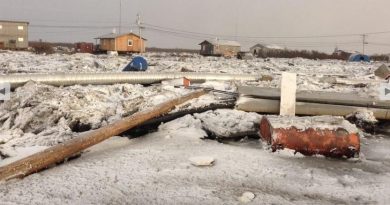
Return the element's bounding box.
[18,26,24,30]
[18,37,24,42]
[128,39,133,46]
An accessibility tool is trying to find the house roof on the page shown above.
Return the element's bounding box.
[95,32,147,40]
[0,20,29,24]
[250,43,283,50]
[199,39,240,47]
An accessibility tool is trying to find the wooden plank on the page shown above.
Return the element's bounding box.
[0,90,206,181]
[280,72,297,116]
[238,86,390,109]
[236,97,390,120]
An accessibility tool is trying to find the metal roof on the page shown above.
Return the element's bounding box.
[199,39,240,47]
[95,32,147,40]
[250,43,283,50]
[0,20,29,24]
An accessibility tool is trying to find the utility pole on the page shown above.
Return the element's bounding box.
[136,13,144,53]
[119,0,122,34]
[362,34,367,55]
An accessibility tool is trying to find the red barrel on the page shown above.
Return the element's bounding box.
[259,117,360,158]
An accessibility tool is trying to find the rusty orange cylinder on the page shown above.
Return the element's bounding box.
[259,117,360,158]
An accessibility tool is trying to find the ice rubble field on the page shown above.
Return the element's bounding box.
[0,51,389,204]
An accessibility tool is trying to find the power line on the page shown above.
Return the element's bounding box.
[144,22,390,39]
[367,42,390,47]
[30,22,390,40]
[27,21,390,51]
[30,24,137,29]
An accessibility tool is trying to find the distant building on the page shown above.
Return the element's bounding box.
[250,43,283,56]
[332,48,352,59]
[75,42,94,53]
[0,20,29,49]
[95,32,146,53]
[199,39,240,57]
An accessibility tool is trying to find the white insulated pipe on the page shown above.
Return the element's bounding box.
[0,72,262,88]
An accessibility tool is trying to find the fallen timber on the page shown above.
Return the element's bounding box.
[236,86,390,120]
[238,86,390,109]
[125,100,236,137]
[0,90,207,181]
[259,116,360,158]
[237,98,390,120]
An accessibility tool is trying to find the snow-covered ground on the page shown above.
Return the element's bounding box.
[0,51,389,204]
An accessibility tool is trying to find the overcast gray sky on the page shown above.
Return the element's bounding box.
[1,0,390,54]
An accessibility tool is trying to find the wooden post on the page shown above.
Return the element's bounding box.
[280,72,297,116]
[0,90,206,181]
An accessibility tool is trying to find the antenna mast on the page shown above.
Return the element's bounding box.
[119,0,122,34]
[137,13,144,53]
[362,34,367,55]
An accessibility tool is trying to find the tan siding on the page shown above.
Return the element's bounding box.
[0,21,28,49]
[99,39,115,51]
[213,45,240,56]
[98,33,145,52]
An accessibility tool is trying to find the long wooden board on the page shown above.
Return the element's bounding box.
[238,86,390,109]
[236,97,390,120]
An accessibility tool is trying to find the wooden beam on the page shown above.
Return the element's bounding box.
[238,86,390,109]
[236,97,390,120]
[0,90,207,181]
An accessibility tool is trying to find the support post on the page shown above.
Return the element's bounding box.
[280,72,297,116]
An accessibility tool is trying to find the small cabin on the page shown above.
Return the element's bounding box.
[95,32,146,53]
[250,43,283,57]
[199,40,240,57]
[75,42,94,53]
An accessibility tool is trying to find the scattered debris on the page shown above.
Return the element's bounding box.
[125,101,236,137]
[374,64,390,79]
[189,156,215,166]
[180,67,195,72]
[237,52,254,60]
[260,75,273,81]
[194,109,261,139]
[238,192,255,203]
[346,110,378,133]
[0,150,10,160]
[162,77,191,87]
[106,51,118,56]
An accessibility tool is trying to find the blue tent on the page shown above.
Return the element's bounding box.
[123,56,148,71]
[348,54,370,62]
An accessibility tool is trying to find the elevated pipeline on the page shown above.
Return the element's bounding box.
[0,72,262,88]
